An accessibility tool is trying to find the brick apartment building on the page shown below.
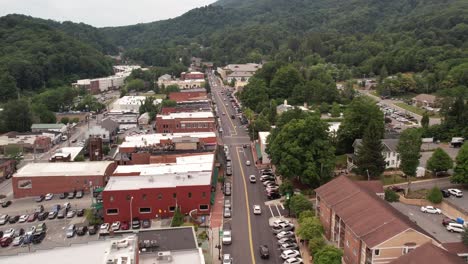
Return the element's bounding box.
[12,161,116,198]
[155,112,215,133]
[315,176,438,264]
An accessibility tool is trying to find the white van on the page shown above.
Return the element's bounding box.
[446,222,465,233]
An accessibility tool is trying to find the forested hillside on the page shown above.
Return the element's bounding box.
[0,14,114,101]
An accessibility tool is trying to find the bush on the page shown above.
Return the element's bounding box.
[289,194,313,217]
[171,207,184,227]
[85,209,103,225]
[314,246,343,264]
[309,236,326,257]
[298,210,315,224]
[384,189,400,202]
[426,186,443,204]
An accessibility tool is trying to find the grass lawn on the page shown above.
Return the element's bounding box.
[395,102,441,117]
[406,189,428,199]
[381,174,408,185]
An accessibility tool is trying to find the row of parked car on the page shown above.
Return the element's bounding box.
[389,186,463,198]
[251,169,281,200]
[273,219,303,264]
[35,190,85,202]
[0,223,47,247]
[0,203,85,227]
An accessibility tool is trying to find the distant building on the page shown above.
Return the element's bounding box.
[106,112,139,130]
[168,91,207,103]
[0,159,16,180]
[390,242,464,264]
[72,65,140,94]
[49,147,84,162]
[0,132,55,154]
[217,63,262,84]
[109,96,161,114]
[412,94,439,108]
[347,138,400,170]
[161,100,211,115]
[85,118,119,143]
[276,100,311,115]
[138,112,150,126]
[31,123,67,133]
[12,161,116,198]
[257,132,271,165]
[181,71,204,80]
[55,112,90,123]
[155,112,215,133]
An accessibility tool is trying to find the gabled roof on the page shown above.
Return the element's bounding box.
[390,242,464,264]
[413,93,437,104]
[315,176,435,248]
[442,242,468,256]
[353,138,399,153]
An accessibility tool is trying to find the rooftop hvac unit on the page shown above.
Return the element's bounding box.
[157,251,172,262]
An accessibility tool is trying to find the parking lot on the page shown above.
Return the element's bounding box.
[444,189,468,212]
[391,203,462,243]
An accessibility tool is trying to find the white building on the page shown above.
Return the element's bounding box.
[276,100,311,115]
[217,63,262,84]
[110,96,161,114]
[257,131,271,164]
[347,139,401,170]
[85,125,110,142]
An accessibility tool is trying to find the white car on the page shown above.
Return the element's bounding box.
[446,222,465,233]
[448,189,463,197]
[111,221,121,231]
[19,215,29,223]
[45,193,54,200]
[249,175,256,183]
[26,226,36,236]
[100,223,110,234]
[253,205,261,215]
[66,210,76,218]
[277,231,295,239]
[3,228,15,238]
[420,206,442,214]
[284,257,303,264]
[222,230,232,245]
[281,250,300,260]
[222,254,232,264]
[245,160,251,166]
[273,219,291,228]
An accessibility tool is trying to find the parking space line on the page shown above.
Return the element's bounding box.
[275,204,282,217]
[280,204,285,210]
[268,205,275,217]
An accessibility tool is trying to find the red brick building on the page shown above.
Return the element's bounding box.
[315,176,437,264]
[0,159,16,180]
[180,71,204,80]
[12,161,116,198]
[168,91,207,103]
[102,153,214,222]
[155,112,215,133]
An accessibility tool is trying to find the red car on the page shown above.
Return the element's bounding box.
[27,212,38,222]
[120,221,129,230]
[442,217,456,226]
[0,237,13,247]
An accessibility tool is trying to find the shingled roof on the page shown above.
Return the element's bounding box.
[315,176,436,248]
[390,242,464,264]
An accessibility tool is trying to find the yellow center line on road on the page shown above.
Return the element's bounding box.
[235,147,255,264]
[215,89,237,136]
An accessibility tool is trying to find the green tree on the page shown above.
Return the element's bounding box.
[165,84,180,95]
[463,227,468,246]
[355,120,386,179]
[120,87,128,97]
[421,112,429,129]
[0,73,18,101]
[31,103,56,123]
[2,99,32,132]
[270,65,304,99]
[426,186,443,204]
[60,117,70,124]
[239,77,269,113]
[103,145,110,155]
[426,148,453,176]
[309,236,326,257]
[452,142,468,184]
[161,99,177,108]
[314,246,343,264]
[171,207,184,227]
[337,97,384,154]
[397,128,422,190]
[267,115,335,187]
[279,179,294,196]
[288,194,313,216]
[126,78,145,91]
[297,216,323,240]
[330,103,341,117]
[384,189,400,202]
[72,117,80,123]
[298,210,315,224]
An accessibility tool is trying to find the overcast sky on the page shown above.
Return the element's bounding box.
[0,0,217,27]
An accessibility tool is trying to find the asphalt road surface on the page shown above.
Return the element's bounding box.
[209,73,286,264]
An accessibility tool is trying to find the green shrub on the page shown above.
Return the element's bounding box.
[384,189,399,202]
[426,186,443,204]
[308,236,326,257]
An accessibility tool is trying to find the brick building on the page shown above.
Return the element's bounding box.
[180,71,204,80]
[168,91,207,103]
[155,112,215,133]
[12,161,116,198]
[102,154,214,222]
[0,159,16,180]
[315,176,437,264]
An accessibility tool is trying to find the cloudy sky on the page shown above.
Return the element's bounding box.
[0,0,217,27]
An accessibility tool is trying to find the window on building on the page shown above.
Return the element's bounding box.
[157,193,162,200]
[139,207,151,213]
[173,193,177,198]
[374,249,380,256]
[107,208,118,215]
[17,180,32,189]
[202,192,206,198]
[169,206,176,212]
[391,160,395,165]
[126,195,131,201]
[142,194,147,200]
[188,192,192,198]
[403,247,414,254]
[199,204,209,211]
[110,196,114,202]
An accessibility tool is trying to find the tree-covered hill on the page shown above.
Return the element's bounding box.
[0,14,114,100]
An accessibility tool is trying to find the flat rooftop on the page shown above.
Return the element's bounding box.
[15,161,114,178]
[120,132,216,148]
[158,111,213,120]
[113,154,214,176]
[50,147,83,161]
[258,131,270,145]
[106,170,212,190]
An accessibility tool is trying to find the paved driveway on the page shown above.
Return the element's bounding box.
[444,189,468,212]
[391,203,462,243]
[419,143,460,169]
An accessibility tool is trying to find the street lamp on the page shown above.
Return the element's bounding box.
[130,196,134,226]
[286,193,291,217]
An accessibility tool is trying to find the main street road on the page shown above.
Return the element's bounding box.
[208,73,285,264]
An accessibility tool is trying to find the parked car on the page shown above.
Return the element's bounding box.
[224,207,232,218]
[260,175,275,182]
[14,228,25,237]
[448,189,463,197]
[249,175,256,183]
[222,254,232,264]
[75,190,84,199]
[32,231,45,244]
[0,214,9,225]
[111,221,121,231]
[35,195,45,202]
[12,236,24,246]
[59,192,68,199]
[222,230,232,245]
[276,231,295,239]
[76,225,88,236]
[0,237,13,247]
[1,200,12,208]
[48,211,58,220]
[420,206,442,214]
[27,212,38,222]
[278,237,296,245]
[446,222,465,233]
[280,242,299,251]
[66,210,76,218]
[88,224,98,235]
[26,226,36,236]
[259,245,270,259]
[273,224,295,234]
[67,191,75,199]
[442,217,457,226]
[19,214,29,223]
[132,218,141,229]
[66,224,76,238]
[281,250,301,260]
[76,209,85,217]
[224,199,231,209]
[57,208,67,219]
[283,257,303,264]
[36,223,47,234]
[45,193,54,201]
[224,187,231,196]
[22,234,33,245]
[3,228,15,238]
[142,219,151,228]
[8,215,19,224]
[38,212,48,221]
[273,219,291,228]
[441,189,450,198]
[121,221,129,230]
[253,205,262,215]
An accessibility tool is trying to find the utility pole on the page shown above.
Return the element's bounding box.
[366,169,370,181]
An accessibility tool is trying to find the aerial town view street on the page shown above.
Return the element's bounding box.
[0,1,467,264]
